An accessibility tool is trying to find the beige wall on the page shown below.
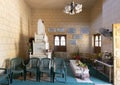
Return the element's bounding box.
[0,0,31,67]
[102,0,120,84]
[30,9,91,56]
[90,0,120,53]
[102,0,120,52]
[90,0,120,84]
[90,0,103,53]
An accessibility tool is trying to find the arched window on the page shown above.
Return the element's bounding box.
[54,35,66,52]
[94,33,101,53]
[55,36,59,46]
[95,36,98,46]
[61,36,65,46]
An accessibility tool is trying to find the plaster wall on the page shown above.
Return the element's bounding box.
[0,0,31,67]
[30,9,91,57]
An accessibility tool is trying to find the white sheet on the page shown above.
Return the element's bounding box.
[70,60,90,78]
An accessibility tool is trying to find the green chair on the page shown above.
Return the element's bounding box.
[0,68,9,85]
[25,57,40,81]
[53,57,67,83]
[10,57,25,83]
[39,58,54,82]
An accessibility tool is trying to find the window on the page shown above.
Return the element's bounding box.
[94,33,101,53]
[60,36,66,46]
[55,36,59,46]
[54,35,66,52]
[95,35,101,47]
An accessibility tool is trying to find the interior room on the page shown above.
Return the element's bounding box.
[0,0,120,85]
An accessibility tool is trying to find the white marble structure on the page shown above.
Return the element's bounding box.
[30,19,51,59]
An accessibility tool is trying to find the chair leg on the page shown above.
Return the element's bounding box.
[21,72,23,76]
[53,72,55,83]
[62,74,64,78]
[38,72,41,82]
[65,74,66,83]
[10,72,13,84]
[24,67,26,81]
[39,72,43,81]
[24,71,26,81]
[52,72,55,83]
[8,74,10,85]
[36,71,38,81]
[51,67,54,83]
[39,72,42,81]
[38,70,40,82]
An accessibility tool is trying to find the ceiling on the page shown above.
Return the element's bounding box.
[24,0,97,10]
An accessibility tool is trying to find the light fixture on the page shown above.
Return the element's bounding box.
[64,1,82,15]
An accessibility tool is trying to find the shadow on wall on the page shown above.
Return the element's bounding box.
[0,18,29,68]
[18,17,29,60]
[11,17,29,66]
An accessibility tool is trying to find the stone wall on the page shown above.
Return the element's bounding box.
[90,0,103,53]
[0,0,31,67]
[90,0,120,53]
[102,0,120,52]
[30,9,91,57]
[102,0,120,84]
[90,0,120,84]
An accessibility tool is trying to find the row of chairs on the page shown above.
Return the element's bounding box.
[9,57,67,84]
[0,57,67,85]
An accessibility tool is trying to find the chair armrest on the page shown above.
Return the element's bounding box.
[64,62,66,67]
[62,62,67,75]
[21,59,26,67]
[62,61,66,69]
[0,68,7,70]
[0,68,9,74]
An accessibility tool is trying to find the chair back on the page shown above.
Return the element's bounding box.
[40,58,51,69]
[10,57,22,70]
[54,57,64,69]
[26,57,40,69]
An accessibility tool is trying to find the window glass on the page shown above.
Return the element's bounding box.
[61,36,65,46]
[99,41,101,47]
[94,34,101,53]
[95,35,101,47]
[55,36,59,46]
[99,36,101,40]
[99,35,101,47]
[95,41,98,46]
[95,36,98,41]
